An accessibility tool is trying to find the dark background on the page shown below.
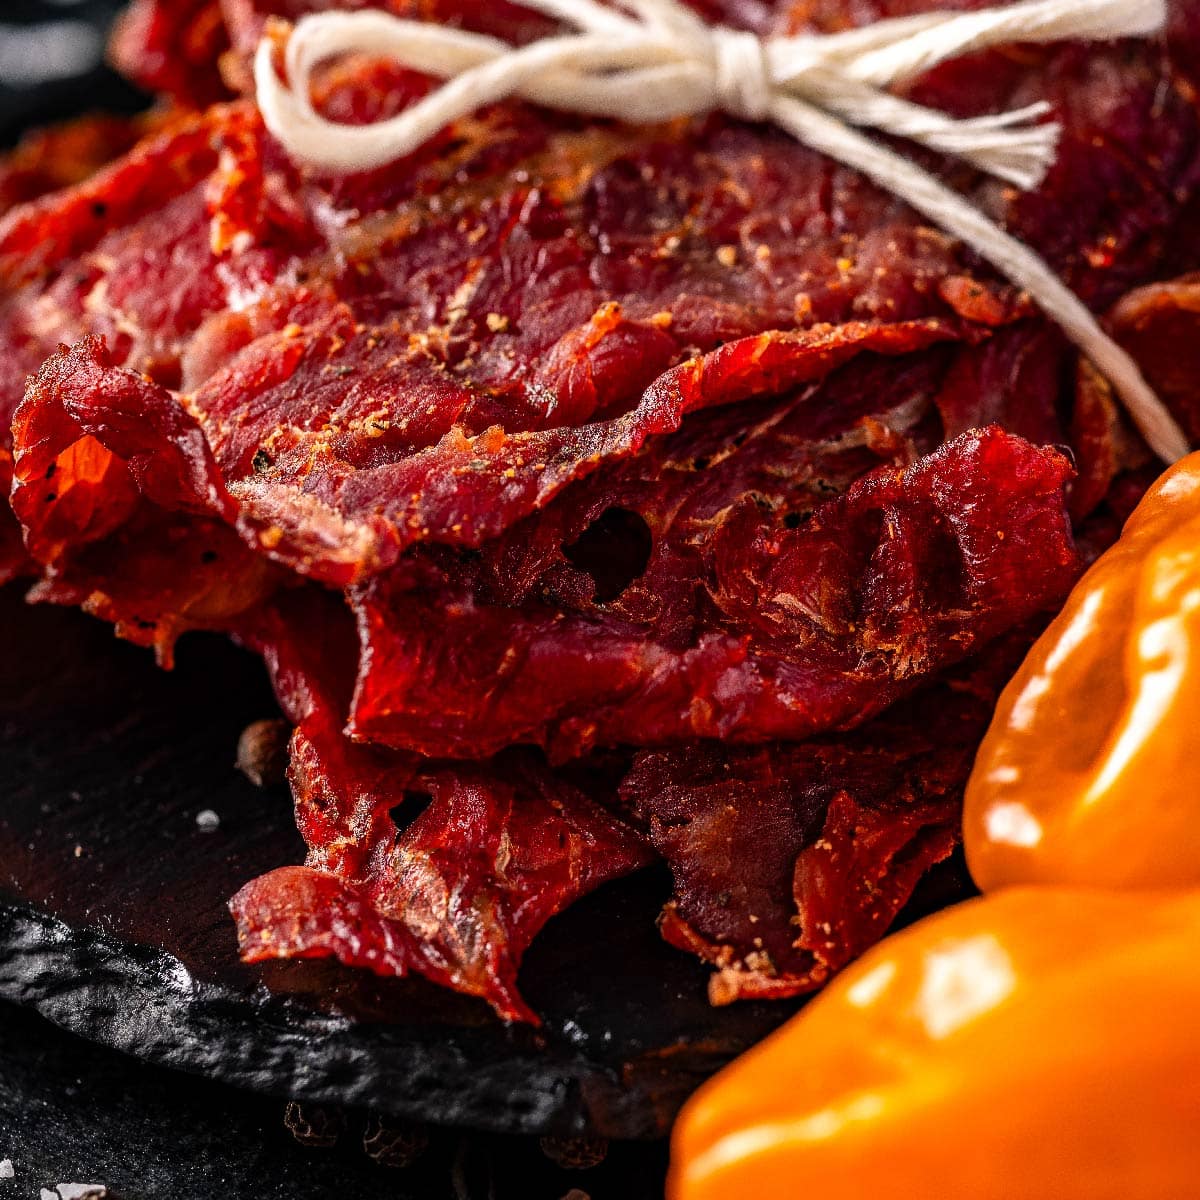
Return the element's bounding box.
[0,5,665,1196]
[0,2,145,147]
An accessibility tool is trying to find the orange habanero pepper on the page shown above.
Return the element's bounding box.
[669,886,1200,1200]
[965,451,1200,891]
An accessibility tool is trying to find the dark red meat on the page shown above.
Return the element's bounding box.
[9,1,1199,590]
[11,337,274,659]
[623,640,1025,1003]
[0,115,165,216]
[1109,274,1200,447]
[110,0,233,107]
[350,425,1079,757]
[0,110,182,586]
[3,0,1200,1016]
[232,754,652,1023]
[231,591,651,1022]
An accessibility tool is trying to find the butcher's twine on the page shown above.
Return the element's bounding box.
[256,0,1189,462]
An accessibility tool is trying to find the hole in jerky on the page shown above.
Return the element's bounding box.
[562,507,653,604]
[390,790,433,836]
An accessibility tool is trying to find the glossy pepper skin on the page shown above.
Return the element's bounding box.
[964,451,1200,891]
[670,887,1200,1200]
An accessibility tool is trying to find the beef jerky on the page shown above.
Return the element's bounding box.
[231,591,651,1022]
[110,0,234,108]
[231,754,652,1023]
[349,426,1079,757]
[4,0,1200,1018]
[0,114,165,216]
[0,109,181,584]
[622,637,1026,1004]
[11,337,276,660]
[1109,273,1200,446]
[10,2,1199,593]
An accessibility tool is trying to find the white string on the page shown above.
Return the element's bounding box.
[254,0,1188,463]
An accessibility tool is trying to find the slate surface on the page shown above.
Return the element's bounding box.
[0,998,671,1199]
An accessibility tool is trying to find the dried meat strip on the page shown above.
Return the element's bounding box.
[0,103,313,395]
[0,110,181,585]
[9,1,1199,594]
[232,754,652,1023]
[210,318,971,585]
[4,0,1200,1018]
[110,0,234,108]
[0,115,166,217]
[11,337,276,659]
[622,638,1026,1004]
[231,591,651,1022]
[349,425,1079,757]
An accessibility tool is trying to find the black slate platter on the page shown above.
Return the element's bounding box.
[0,586,811,1139]
[0,999,672,1199]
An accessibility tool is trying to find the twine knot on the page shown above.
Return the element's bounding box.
[711,27,772,122]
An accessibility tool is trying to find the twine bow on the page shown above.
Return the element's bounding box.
[256,0,1189,462]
